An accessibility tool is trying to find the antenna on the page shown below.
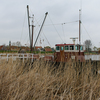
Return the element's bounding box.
[70,37,78,44]
[79,9,81,55]
[80,0,82,10]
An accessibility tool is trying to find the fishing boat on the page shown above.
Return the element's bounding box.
[54,43,84,62]
[53,9,85,62]
[27,6,85,62]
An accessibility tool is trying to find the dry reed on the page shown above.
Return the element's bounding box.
[0,59,100,100]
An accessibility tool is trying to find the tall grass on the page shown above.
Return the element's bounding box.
[0,59,100,100]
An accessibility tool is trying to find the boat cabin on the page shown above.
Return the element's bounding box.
[54,44,84,62]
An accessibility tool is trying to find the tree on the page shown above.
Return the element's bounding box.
[16,41,21,47]
[12,41,21,47]
[93,46,97,51]
[12,42,16,46]
[84,40,92,51]
[44,46,51,48]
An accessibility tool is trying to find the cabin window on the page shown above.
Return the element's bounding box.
[61,46,64,51]
[75,45,79,50]
[56,46,60,50]
[80,46,83,50]
[65,46,69,50]
[75,45,83,50]
[70,45,74,50]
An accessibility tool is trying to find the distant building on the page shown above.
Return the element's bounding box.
[10,46,30,52]
[35,46,42,51]
[0,45,4,50]
[44,48,52,52]
[51,48,55,52]
[0,45,7,51]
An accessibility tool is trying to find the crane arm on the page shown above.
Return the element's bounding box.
[34,12,48,49]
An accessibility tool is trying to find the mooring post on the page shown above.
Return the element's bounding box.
[32,54,33,62]
[12,54,13,63]
[27,54,28,60]
[23,54,24,63]
[7,54,9,62]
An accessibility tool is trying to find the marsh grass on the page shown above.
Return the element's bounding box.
[0,59,100,100]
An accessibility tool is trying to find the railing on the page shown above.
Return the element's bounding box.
[0,53,100,63]
[0,53,54,63]
[0,53,39,63]
[85,55,100,61]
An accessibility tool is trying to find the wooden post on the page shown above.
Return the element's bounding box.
[7,54,9,62]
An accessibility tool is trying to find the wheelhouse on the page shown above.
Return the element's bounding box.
[55,44,84,52]
[54,44,84,62]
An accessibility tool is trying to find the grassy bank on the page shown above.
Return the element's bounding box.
[0,59,100,100]
[0,50,54,54]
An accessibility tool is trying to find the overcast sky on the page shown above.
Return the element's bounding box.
[0,0,100,48]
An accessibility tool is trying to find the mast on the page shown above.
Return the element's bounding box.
[79,9,81,55]
[27,5,32,51]
[31,17,34,51]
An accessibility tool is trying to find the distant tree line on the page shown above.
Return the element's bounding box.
[84,40,92,52]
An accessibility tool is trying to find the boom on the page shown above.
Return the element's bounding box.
[34,12,48,49]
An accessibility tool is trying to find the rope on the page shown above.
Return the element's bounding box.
[41,30,52,47]
[32,14,46,45]
[81,22,95,47]
[43,20,78,26]
[20,10,26,44]
[62,24,65,42]
[35,23,52,47]
[48,14,64,43]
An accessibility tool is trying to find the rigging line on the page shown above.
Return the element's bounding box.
[22,17,43,46]
[29,7,45,41]
[29,7,45,26]
[81,23,92,40]
[48,14,64,43]
[80,0,82,10]
[41,30,52,47]
[32,20,78,27]
[25,38,30,47]
[81,23,95,46]
[36,23,52,47]
[33,15,44,32]
[33,15,45,44]
[30,7,44,22]
[21,22,29,45]
[62,24,65,42]
[22,32,29,45]
[20,10,26,43]
[34,15,45,32]
[30,8,33,16]
[43,20,78,26]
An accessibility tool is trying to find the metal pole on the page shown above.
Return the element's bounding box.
[79,9,81,55]
[31,20,34,52]
[27,5,31,51]
[34,12,48,49]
